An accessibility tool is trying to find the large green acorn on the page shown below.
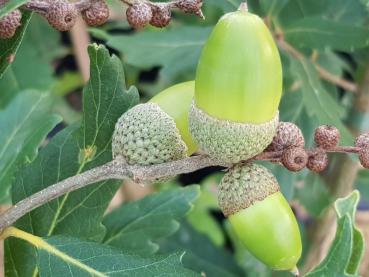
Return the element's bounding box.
[219,163,302,272]
[112,82,196,165]
[190,3,282,163]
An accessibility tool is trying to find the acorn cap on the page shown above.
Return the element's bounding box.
[45,0,78,31]
[126,3,153,29]
[0,9,22,39]
[112,103,187,165]
[218,163,280,217]
[189,102,279,163]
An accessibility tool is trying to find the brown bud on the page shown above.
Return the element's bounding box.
[45,0,78,31]
[175,0,204,18]
[359,148,369,169]
[314,125,340,150]
[150,4,171,28]
[0,9,22,39]
[126,3,152,29]
[267,122,304,152]
[81,0,109,26]
[282,147,308,172]
[307,152,328,173]
[355,133,369,148]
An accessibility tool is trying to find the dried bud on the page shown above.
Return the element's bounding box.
[0,9,22,39]
[282,147,308,172]
[307,152,328,173]
[81,0,109,26]
[314,125,340,150]
[126,3,152,29]
[267,122,304,152]
[45,0,78,31]
[175,0,204,18]
[150,4,171,28]
[355,133,369,149]
[359,148,369,169]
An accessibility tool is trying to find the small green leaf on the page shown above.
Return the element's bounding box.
[0,0,28,18]
[103,186,200,255]
[0,11,32,78]
[284,17,369,51]
[36,236,197,276]
[0,91,61,203]
[306,191,364,276]
[5,44,139,276]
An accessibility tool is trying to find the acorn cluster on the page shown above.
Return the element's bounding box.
[267,123,369,172]
[0,0,203,39]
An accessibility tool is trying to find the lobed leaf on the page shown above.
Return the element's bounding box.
[5,44,139,276]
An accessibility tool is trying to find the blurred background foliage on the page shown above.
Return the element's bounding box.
[1,0,369,276]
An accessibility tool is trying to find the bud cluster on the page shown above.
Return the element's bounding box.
[265,123,369,172]
[0,0,204,39]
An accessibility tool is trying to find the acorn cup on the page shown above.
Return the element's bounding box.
[189,4,282,163]
[218,163,302,273]
[112,81,196,165]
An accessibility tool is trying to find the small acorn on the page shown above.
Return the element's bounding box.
[150,4,171,28]
[126,3,152,29]
[282,147,308,172]
[314,125,340,150]
[307,152,328,173]
[113,82,196,165]
[355,133,369,148]
[219,163,302,271]
[359,148,369,169]
[190,5,282,163]
[267,122,304,151]
[81,0,109,26]
[0,9,22,39]
[44,0,78,31]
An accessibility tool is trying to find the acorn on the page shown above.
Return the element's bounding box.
[113,81,196,165]
[150,4,171,28]
[189,4,281,163]
[355,133,369,148]
[126,3,152,29]
[0,9,22,39]
[219,163,302,272]
[314,125,340,150]
[307,152,328,173]
[267,122,304,151]
[44,0,78,31]
[359,148,369,169]
[81,0,109,26]
[281,147,308,172]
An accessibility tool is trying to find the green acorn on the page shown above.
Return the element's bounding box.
[112,81,196,165]
[190,4,282,163]
[219,163,302,272]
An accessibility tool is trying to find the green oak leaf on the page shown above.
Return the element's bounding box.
[35,236,198,276]
[103,186,200,255]
[0,0,28,18]
[284,17,369,51]
[0,91,61,203]
[306,191,364,276]
[5,44,139,277]
[0,11,32,78]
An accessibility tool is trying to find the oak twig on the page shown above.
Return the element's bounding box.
[0,145,361,234]
[276,36,358,93]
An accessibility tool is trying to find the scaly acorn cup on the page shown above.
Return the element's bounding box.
[190,3,282,163]
[112,82,196,165]
[219,163,302,272]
